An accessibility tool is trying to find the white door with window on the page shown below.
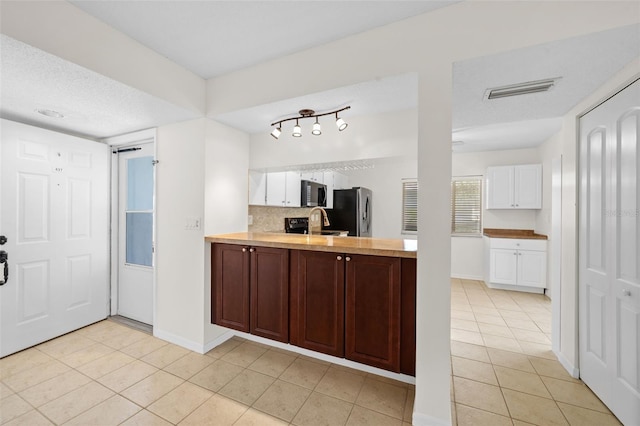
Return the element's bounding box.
[579,78,640,426]
[116,143,154,325]
[0,119,109,357]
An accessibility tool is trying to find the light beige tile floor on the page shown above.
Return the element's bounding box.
[0,320,413,425]
[450,278,621,426]
[0,278,621,425]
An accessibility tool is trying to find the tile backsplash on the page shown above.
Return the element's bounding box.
[248,205,315,233]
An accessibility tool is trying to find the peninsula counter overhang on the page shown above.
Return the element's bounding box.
[205,232,417,259]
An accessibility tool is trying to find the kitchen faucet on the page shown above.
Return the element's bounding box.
[308,207,330,235]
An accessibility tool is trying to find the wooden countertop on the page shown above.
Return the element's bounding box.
[483,228,548,240]
[205,232,417,258]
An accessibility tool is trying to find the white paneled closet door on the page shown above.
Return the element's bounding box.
[579,78,640,426]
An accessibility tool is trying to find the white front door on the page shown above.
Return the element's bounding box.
[579,79,640,426]
[116,143,154,325]
[0,119,109,357]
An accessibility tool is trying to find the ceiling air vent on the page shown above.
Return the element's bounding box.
[485,78,560,100]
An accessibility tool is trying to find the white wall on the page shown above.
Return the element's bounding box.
[249,109,417,170]
[346,158,417,240]
[155,117,251,351]
[451,148,541,279]
[204,119,250,344]
[155,119,207,349]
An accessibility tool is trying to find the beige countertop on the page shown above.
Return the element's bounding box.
[483,228,548,240]
[205,232,417,258]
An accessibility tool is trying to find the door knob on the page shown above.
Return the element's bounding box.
[0,236,6,245]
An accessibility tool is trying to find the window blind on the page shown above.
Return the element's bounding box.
[451,177,482,235]
[402,180,418,233]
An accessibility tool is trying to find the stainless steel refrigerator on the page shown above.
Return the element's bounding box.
[327,187,372,237]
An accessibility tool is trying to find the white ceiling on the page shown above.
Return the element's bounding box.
[0,34,199,140]
[69,1,458,79]
[0,2,638,152]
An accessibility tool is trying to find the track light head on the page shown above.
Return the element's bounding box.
[270,126,281,139]
[335,113,348,131]
[312,117,322,136]
[292,120,302,137]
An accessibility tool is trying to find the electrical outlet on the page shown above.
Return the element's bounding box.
[185,216,202,230]
[248,215,253,225]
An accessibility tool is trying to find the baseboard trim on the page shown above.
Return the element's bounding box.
[412,411,451,426]
[554,349,580,378]
[203,331,235,354]
[153,328,207,354]
[450,274,483,281]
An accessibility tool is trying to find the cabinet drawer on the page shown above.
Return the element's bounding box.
[488,238,546,251]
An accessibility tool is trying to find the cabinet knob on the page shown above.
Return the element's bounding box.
[346,256,351,262]
[623,289,631,296]
[249,248,255,253]
[516,204,519,207]
[337,255,342,261]
[513,252,517,256]
[511,204,514,207]
[242,248,247,253]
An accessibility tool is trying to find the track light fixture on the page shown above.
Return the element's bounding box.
[270,106,350,139]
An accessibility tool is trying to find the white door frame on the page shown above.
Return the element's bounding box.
[105,129,157,322]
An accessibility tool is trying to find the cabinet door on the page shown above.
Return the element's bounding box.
[290,250,345,357]
[248,171,266,206]
[489,249,518,285]
[333,172,349,190]
[285,171,301,207]
[212,244,250,332]
[486,166,514,209]
[266,172,286,206]
[323,172,334,209]
[517,250,547,288]
[250,247,289,342]
[514,164,542,208]
[345,255,401,372]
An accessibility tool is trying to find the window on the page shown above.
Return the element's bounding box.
[451,176,482,235]
[402,179,418,234]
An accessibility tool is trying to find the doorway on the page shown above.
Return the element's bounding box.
[111,138,156,326]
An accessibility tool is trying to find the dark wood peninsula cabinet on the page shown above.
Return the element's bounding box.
[212,243,289,342]
[290,250,345,357]
[209,233,416,376]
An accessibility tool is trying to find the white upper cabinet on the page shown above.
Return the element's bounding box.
[266,171,301,207]
[300,172,324,183]
[486,164,542,209]
[248,171,266,205]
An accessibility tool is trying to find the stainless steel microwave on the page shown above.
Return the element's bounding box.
[301,180,327,207]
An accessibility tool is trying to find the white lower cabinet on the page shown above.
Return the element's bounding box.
[485,237,547,293]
